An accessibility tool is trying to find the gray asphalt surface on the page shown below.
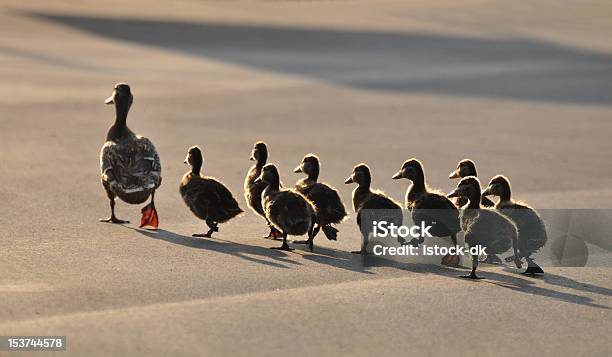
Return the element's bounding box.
[1,1,611,356]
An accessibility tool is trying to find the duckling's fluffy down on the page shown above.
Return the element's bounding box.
[244,165,267,217]
[355,190,403,234]
[460,209,517,255]
[296,182,347,225]
[497,202,547,256]
[411,189,461,238]
[180,175,243,223]
[263,189,315,236]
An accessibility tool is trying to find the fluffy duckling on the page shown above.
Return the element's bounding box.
[256,164,316,251]
[448,159,495,208]
[448,177,519,279]
[180,146,243,238]
[100,83,161,228]
[392,159,461,266]
[293,154,347,243]
[244,141,282,239]
[345,164,403,255]
[482,175,547,275]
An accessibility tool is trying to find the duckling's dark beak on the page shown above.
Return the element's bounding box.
[183,156,189,165]
[293,165,302,173]
[249,156,255,161]
[449,169,460,179]
[104,95,114,105]
[344,176,354,184]
[447,189,460,198]
[481,186,492,197]
[391,171,403,180]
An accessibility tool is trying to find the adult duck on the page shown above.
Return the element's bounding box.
[392,158,461,266]
[448,159,495,207]
[448,177,520,279]
[180,146,243,237]
[99,83,161,228]
[345,164,403,255]
[256,164,316,251]
[244,141,281,239]
[293,154,347,243]
[482,175,547,275]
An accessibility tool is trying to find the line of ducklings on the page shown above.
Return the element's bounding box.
[180,141,547,279]
[100,84,546,280]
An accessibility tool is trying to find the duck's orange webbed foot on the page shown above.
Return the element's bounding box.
[139,202,159,229]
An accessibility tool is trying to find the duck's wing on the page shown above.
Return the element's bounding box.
[100,136,161,195]
[186,178,242,221]
[305,183,347,223]
[413,193,461,235]
[360,193,403,227]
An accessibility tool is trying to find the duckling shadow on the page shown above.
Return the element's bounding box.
[501,267,612,297]
[362,256,609,309]
[480,270,610,309]
[297,245,456,275]
[294,245,375,274]
[132,228,302,269]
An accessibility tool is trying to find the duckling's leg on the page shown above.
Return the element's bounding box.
[307,223,316,252]
[100,193,129,224]
[139,191,159,229]
[271,232,294,251]
[522,257,545,275]
[351,231,369,254]
[293,224,320,245]
[461,254,485,280]
[193,220,219,238]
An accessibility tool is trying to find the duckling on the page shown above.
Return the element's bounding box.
[448,177,520,279]
[256,164,316,251]
[293,154,347,244]
[448,159,495,208]
[345,164,403,255]
[482,175,547,275]
[244,141,282,239]
[180,146,243,238]
[100,83,161,228]
[392,159,461,266]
